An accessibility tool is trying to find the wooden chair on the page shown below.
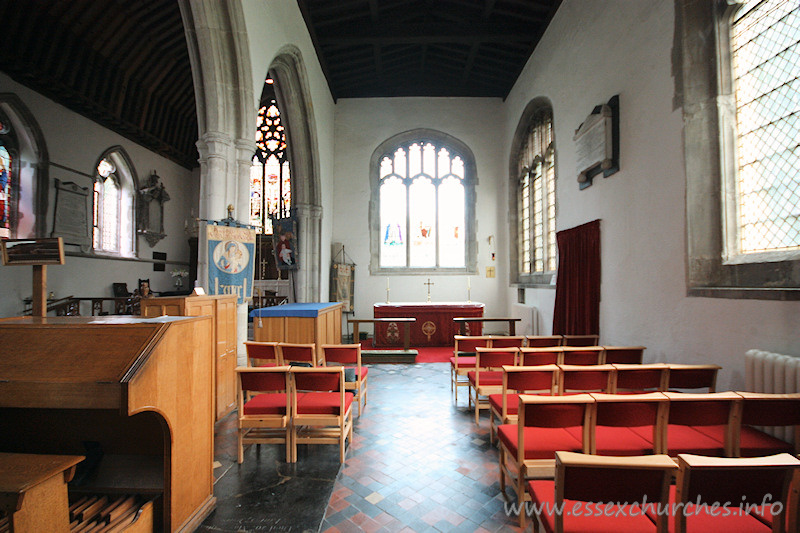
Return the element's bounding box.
[451,335,492,406]
[497,394,594,527]
[590,392,667,456]
[278,342,319,367]
[561,334,599,347]
[527,451,677,533]
[469,347,518,425]
[666,363,721,392]
[672,453,800,532]
[662,391,739,457]
[559,364,616,395]
[244,341,282,366]
[488,365,559,444]
[613,363,669,393]
[290,367,354,463]
[601,345,645,364]
[560,346,603,365]
[519,347,563,366]
[321,343,368,417]
[488,335,526,348]
[236,366,292,463]
[525,335,563,347]
[733,392,800,457]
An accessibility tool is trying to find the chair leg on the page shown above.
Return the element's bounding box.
[285,427,291,463]
[237,427,244,464]
[499,449,507,493]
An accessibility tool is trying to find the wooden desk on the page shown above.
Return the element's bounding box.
[348,318,415,351]
[454,317,521,336]
[0,315,216,532]
[250,303,343,361]
[0,453,83,533]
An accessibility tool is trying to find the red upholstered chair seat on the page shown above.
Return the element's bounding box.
[497,424,582,460]
[664,425,726,456]
[737,426,794,457]
[468,370,503,386]
[243,392,293,415]
[528,479,660,533]
[592,426,656,456]
[296,391,354,415]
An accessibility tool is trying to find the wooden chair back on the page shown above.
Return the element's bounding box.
[734,392,800,455]
[519,347,562,366]
[590,392,667,455]
[602,346,645,365]
[454,335,492,353]
[662,391,740,457]
[525,335,563,347]
[278,342,318,366]
[666,364,720,392]
[559,364,616,395]
[517,394,594,459]
[489,336,525,348]
[244,341,282,367]
[562,334,599,347]
[613,364,669,393]
[235,366,291,463]
[321,343,360,365]
[560,346,603,365]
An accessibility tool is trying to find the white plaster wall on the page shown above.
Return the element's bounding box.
[240,1,336,300]
[503,0,800,390]
[332,97,507,330]
[0,72,196,317]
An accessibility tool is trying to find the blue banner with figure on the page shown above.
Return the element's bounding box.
[207,224,255,304]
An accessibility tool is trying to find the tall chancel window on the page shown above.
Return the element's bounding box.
[92,149,136,256]
[514,103,556,282]
[730,0,800,257]
[0,116,15,239]
[375,135,475,271]
[250,79,290,235]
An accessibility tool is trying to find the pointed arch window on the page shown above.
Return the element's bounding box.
[0,112,18,239]
[516,105,556,281]
[92,149,136,257]
[372,132,477,272]
[250,81,290,235]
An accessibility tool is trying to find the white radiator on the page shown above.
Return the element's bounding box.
[745,349,800,442]
[510,304,540,336]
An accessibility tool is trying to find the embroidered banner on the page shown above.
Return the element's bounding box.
[271,216,299,270]
[207,224,255,304]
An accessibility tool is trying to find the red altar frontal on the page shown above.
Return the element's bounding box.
[374,302,484,347]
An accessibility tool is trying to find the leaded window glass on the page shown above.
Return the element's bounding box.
[93,158,120,251]
[517,107,556,276]
[0,143,12,239]
[732,0,800,254]
[378,141,466,269]
[250,84,291,235]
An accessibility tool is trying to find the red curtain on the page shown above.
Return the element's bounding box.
[552,219,600,335]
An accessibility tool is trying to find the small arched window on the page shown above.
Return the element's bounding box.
[371,130,477,272]
[92,149,136,256]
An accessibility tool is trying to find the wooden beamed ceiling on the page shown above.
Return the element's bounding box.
[298,0,562,100]
[0,0,198,169]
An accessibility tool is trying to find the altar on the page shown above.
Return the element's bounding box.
[373,302,484,347]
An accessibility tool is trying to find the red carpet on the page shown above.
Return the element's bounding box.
[359,339,452,363]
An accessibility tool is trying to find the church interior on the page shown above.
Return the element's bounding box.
[1,0,800,532]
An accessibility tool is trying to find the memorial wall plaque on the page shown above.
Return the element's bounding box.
[52,179,90,248]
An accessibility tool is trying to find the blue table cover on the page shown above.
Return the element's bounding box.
[249,302,340,318]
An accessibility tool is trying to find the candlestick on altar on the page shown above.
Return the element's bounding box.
[424,278,434,303]
[386,277,390,303]
[467,276,471,303]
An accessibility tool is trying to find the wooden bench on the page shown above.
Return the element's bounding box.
[348,318,416,351]
[454,317,521,336]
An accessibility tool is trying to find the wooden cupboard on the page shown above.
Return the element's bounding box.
[0,315,216,532]
[140,295,237,420]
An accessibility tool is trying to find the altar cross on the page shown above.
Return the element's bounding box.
[424,278,434,303]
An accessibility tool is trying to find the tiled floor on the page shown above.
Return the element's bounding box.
[200,363,522,532]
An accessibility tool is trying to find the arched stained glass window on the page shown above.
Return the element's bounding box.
[250,80,291,235]
[378,140,468,269]
[0,116,16,239]
[92,149,136,257]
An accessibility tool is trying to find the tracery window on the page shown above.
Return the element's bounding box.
[0,117,15,239]
[516,105,556,280]
[377,139,469,269]
[92,149,135,257]
[250,80,290,235]
[730,0,800,257]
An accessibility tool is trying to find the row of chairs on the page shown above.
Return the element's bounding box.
[498,391,800,523]
[235,366,354,464]
[244,341,368,417]
[527,450,800,532]
[485,363,721,440]
[451,339,645,403]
